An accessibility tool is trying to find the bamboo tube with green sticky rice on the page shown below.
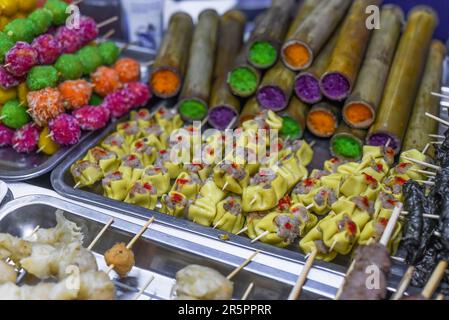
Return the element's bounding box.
[208,10,246,130]
[402,40,446,153]
[320,0,383,101]
[330,122,367,161]
[281,0,351,71]
[278,96,310,140]
[246,0,295,70]
[343,5,404,129]
[306,102,340,138]
[177,10,219,121]
[149,12,194,98]
[367,6,438,154]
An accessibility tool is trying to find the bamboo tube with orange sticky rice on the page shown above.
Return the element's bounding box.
[330,122,367,161]
[278,96,309,140]
[246,0,294,70]
[320,0,382,101]
[238,97,263,126]
[294,22,342,104]
[367,6,438,154]
[402,40,446,153]
[306,102,340,138]
[177,10,219,121]
[256,60,295,111]
[281,0,351,71]
[149,12,194,98]
[342,5,403,129]
[208,10,246,130]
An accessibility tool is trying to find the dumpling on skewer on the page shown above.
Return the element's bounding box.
[214,162,249,195]
[130,108,152,128]
[101,132,129,158]
[155,149,184,179]
[141,165,170,196]
[382,175,407,201]
[161,191,190,218]
[154,106,183,134]
[118,154,145,185]
[283,139,314,167]
[213,196,245,234]
[171,172,202,200]
[324,157,347,174]
[288,203,318,237]
[320,212,359,256]
[116,121,142,146]
[310,187,337,216]
[130,137,159,167]
[70,160,103,188]
[340,173,379,198]
[291,177,321,206]
[320,173,343,196]
[124,181,158,209]
[184,163,212,182]
[242,168,287,212]
[360,157,390,181]
[175,265,233,300]
[102,171,130,201]
[84,147,120,174]
[272,153,307,191]
[141,123,169,149]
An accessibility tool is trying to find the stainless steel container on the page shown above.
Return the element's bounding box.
[0,195,334,300]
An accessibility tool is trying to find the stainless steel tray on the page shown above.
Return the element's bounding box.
[0,195,331,300]
[0,44,154,182]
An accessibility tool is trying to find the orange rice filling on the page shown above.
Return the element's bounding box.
[283,43,310,68]
[308,110,335,136]
[150,69,180,96]
[345,103,373,124]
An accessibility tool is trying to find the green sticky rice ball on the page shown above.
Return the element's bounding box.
[44,0,69,26]
[27,66,59,91]
[89,93,103,106]
[55,54,83,80]
[98,41,120,66]
[0,99,31,129]
[78,46,104,75]
[0,32,14,63]
[28,8,53,35]
[4,19,38,43]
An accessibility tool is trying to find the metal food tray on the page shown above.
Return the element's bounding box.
[0,44,155,182]
[0,195,328,300]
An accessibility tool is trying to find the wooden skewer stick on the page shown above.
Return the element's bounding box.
[0,115,5,121]
[201,116,209,127]
[74,181,82,189]
[425,112,449,127]
[401,211,440,220]
[411,169,437,176]
[329,238,338,252]
[305,204,314,210]
[416,180,435,186]
[391,265,415,300]
[391,256,406,263]
[422,143,431,154]
[385,138,391,148]
[308,140,316,148]
[380,204,403,247]
[421,260,448,299]
[213,218,224,229]
[133,275,155,300]
[429,134,445,139]
[72,0,83,5]
[97,16,119,29]
[249,196,257,206]
[236,226,248,235]
[222,182,229,191]
[431,92,449,100]
[88,218,114,250]
[431,141,443,145]
[101,29,115,41]
[106,216,155,274]
[288,248,317,300]
[226,117,238,131]
[227,250,259,280]
[402,157,440,171]
[241,282,254,300]
[250,230,269,243]
[144,60,155,67]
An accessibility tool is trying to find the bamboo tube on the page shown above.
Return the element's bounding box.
[177,10,219,121]
[278,96,309,139]
[238,97,263,126]
[285,0,324,40]
[306,102,340,138]
[149,12,194,98]
[343,5,404,129]
[330,122,367,161]
[281,0,352,71]
[208,10,246,130]
[367,6,438,154]
[402,40,446,152]
[321,0,383,101]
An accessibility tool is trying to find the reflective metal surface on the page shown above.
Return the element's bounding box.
[0,195,332,300]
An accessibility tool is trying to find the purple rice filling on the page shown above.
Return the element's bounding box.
[257,86,286,111]
[368,133,398,150]
[208,106,238,130]
[295,74,321,103]
[321,72,351,101]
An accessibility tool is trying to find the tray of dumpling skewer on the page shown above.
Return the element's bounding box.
[0,0,155,182]
[0,194,332,300]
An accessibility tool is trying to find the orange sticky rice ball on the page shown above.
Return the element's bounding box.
[114,57,141,83]
[58,79,93,110]
[91,66,122,97]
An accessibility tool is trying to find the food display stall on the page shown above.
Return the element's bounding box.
[0,0,448,301]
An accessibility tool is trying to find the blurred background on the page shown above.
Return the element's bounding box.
[54,0,449,51]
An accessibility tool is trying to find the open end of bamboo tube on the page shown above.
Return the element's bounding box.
[331,134,363,161]
[257,85,287,111]
[208,106,239,130]
[294,73,322,104]
[150,68,181,98]
[282,40,313,71]
[307,110,337,138]
[320,72,351,101]
[227,66,259,97]
[343,102,375,128]
[248,41,278,69]
[178,98,208,121]
[280,116,303,140]
[367,131,399,151]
